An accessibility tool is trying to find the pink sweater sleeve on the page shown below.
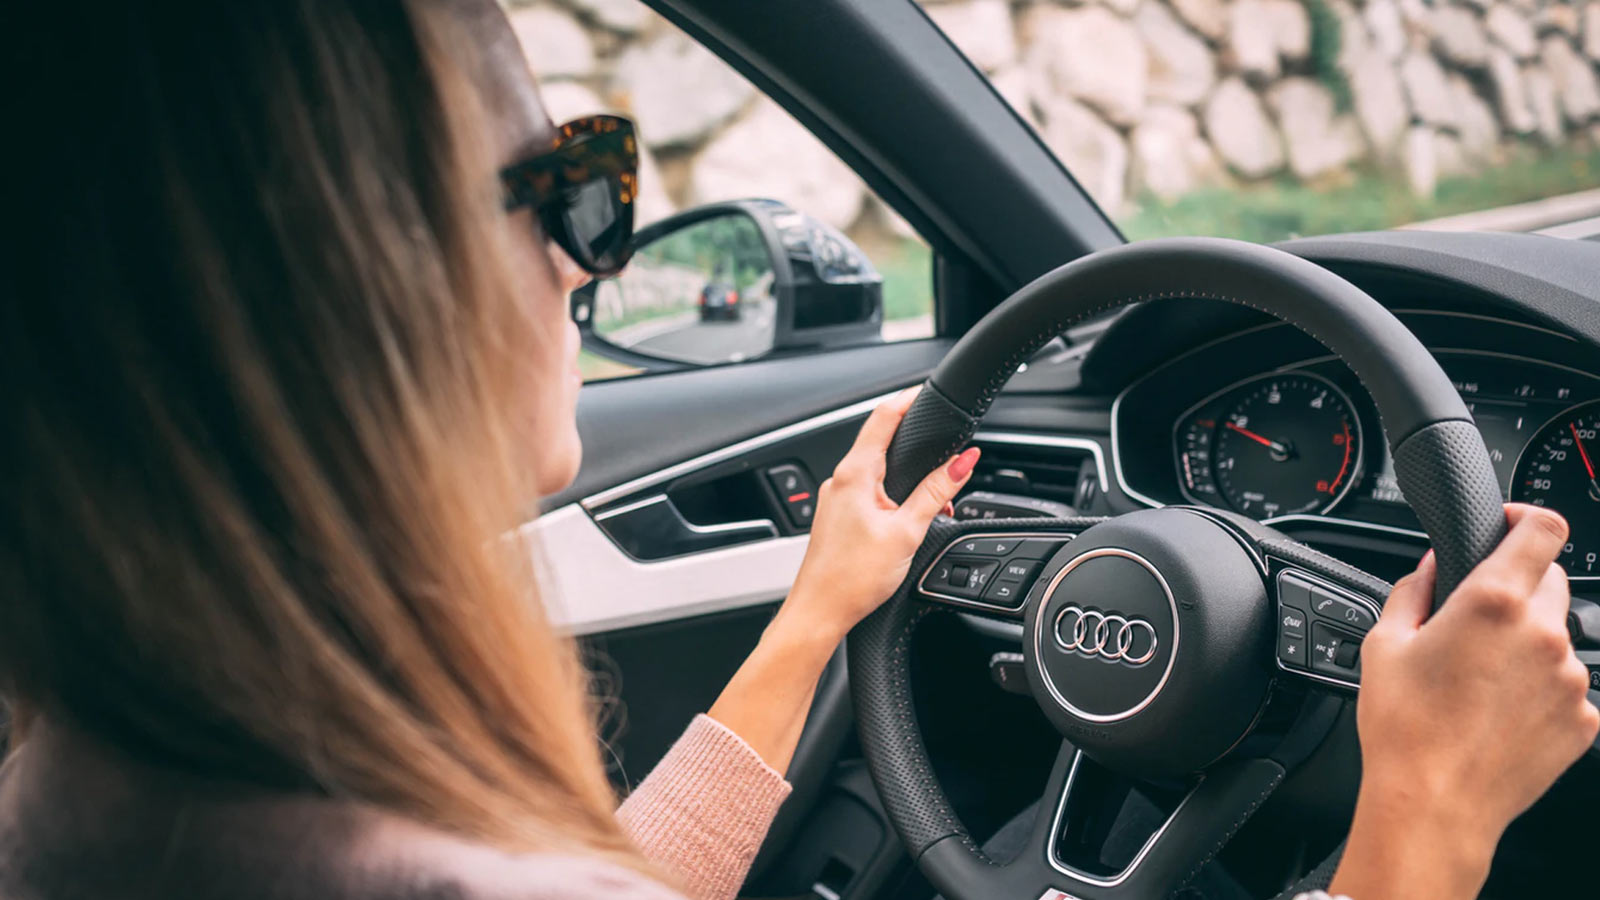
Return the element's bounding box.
[615,714,792,900]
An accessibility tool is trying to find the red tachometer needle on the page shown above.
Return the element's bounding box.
[1225,421,1289,456]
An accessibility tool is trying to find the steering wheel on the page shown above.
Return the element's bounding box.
[848,237,1510,900]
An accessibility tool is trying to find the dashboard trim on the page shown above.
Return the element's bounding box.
[1259,513,1426,540]
[971,430,1110,491]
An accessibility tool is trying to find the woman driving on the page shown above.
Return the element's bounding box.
[1,2,1594,900]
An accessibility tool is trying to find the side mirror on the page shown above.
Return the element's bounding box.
[574,199,883,369]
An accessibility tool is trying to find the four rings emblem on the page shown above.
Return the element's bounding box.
[1053,605,1158,664]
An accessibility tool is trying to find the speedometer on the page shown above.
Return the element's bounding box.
[1210,373,1363,518]
[1512,399,1600,576]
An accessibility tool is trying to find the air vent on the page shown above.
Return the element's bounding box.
[967,440,1095,509]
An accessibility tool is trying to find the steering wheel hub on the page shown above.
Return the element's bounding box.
[1031,548,1176,722]
[1023,508,1273,779]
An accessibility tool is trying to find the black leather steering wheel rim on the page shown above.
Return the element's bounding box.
[849,237,1509,900]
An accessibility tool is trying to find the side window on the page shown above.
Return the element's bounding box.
[506,1,936,381]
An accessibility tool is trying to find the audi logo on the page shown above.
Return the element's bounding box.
[1053,605,1158,664]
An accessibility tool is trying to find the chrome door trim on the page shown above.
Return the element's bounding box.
[523,505,808,635]
[592,494,778,537]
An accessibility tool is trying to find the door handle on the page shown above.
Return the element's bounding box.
[592,494,779,561]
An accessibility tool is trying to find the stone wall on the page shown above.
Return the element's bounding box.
[508,0,1600,226]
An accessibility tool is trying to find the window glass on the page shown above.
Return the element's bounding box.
[923,0,1600,243]
[504,1,936,382]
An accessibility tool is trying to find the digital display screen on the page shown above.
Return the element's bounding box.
[1364,355,1591,505]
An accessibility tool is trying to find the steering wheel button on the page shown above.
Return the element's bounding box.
[999,558,1040,581]
[1278,630,1307,667]
[1309,588,1377,632]
[955,537,1015,556]
[982,578,1025,607]
[1310,622,1362,680]
[1279,605,1307,638]
[1017,538,1068,560]
[1335,638,1362,668]
[942,560,999,599]
[1277,573,1314,612]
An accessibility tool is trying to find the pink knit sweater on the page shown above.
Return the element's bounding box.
[616,715,793,899]
[0,714,791,900]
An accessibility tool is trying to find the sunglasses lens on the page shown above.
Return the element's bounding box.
[555,174,632,274]
[551,120,637,276]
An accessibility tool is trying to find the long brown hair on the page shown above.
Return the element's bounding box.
[0,0,639,867]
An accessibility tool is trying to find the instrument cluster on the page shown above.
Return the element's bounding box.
[1112,313,1600,579]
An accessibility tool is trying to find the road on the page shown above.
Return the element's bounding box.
[628,299,778,364]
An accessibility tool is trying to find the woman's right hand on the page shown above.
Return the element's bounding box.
[1330,504,1599,899]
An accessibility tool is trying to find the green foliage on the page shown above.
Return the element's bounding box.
[641,213,771,290]
[876,238,933,322]
[1304,0,1352,113]
[1119,145,1600,245]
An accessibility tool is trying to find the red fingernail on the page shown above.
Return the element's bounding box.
[947,447,980,481]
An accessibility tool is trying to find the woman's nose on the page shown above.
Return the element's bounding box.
[550,243,592,294]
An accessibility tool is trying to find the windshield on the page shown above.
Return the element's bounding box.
[924,0,1600,243]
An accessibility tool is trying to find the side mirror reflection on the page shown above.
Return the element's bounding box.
[580,199,884,369]
[592,213,776,366]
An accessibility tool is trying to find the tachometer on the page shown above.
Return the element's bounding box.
[1511,400,1600,576]
[1211,373,1363,518]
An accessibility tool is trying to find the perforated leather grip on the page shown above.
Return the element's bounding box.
[1393,420,1509,607]
[882,384,978,504]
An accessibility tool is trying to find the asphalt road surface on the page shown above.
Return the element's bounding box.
[631,300,777,364]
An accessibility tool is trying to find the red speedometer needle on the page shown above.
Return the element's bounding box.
[1225,421,1289,455]
[1571,422,1598,485]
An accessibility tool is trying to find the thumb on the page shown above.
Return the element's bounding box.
[1380,550,1436,633]
[897,447,980,527]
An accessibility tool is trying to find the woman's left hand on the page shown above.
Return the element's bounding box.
[783,386,979,643]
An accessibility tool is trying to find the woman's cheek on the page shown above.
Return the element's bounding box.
[536,417,583,495]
